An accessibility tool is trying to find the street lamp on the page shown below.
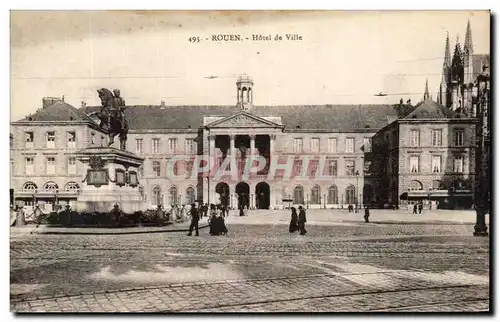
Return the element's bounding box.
[473,64,490,236]
[355,170,360,213]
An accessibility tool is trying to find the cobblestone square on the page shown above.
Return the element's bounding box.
[10,210,490,313]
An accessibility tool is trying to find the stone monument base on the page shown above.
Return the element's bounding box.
[76,190,146,214]
[74,147,145,214]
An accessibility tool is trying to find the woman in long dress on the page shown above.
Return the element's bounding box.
[289,207,299,233]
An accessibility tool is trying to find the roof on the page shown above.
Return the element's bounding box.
[81,104,403,131]
[15,101,96,123]
[400,99,461,119]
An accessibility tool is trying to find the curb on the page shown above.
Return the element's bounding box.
[29,224,209,235]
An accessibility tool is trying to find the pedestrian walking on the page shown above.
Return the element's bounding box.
[413,204,418,214]
[289,207,299,233]
[298,206,307,235]
[187,203,200,236]
[418,203,423,214]
[364,206,370,223]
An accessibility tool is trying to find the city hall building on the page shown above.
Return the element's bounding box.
[10,22,488,213]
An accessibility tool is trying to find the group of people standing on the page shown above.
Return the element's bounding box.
[186,203,229,237]
[289,206,308,235]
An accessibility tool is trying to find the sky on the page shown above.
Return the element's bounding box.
[10,10,490,121]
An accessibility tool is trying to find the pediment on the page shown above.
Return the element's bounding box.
[206,112,282,128]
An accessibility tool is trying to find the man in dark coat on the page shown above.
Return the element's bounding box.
[364,206,370,223]
[298,206,307,235]
[187,203,200,236]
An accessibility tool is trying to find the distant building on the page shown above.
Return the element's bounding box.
[438,20,490,116]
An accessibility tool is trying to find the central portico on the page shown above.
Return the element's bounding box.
[203,110,283,210]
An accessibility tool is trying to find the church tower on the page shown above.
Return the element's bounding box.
[450,36,464,111]
[439,33,451,107]
[423,78,430,101]
[236,74,253,110]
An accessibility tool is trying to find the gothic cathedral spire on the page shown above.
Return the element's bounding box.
[424,78,430,100]
[464,19,473,56]
[439,32,451,106]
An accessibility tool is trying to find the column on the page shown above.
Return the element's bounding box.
[269,134,276,173]
[230,134,236,159]
[208,135,215,204]
[250,135,256,156]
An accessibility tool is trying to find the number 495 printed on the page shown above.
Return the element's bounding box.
[188,37,201,43]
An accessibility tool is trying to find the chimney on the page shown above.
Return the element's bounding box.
[42,97,63,108]
[81,101,87,108]
[407,98,412,105]
[160,100,166,107]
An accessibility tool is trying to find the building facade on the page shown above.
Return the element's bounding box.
[372,99,476,210]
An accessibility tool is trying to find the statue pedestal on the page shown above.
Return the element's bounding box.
[75,147,145,214]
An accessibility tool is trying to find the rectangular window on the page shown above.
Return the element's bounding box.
[25,132,34,149]
[328,159,337,176]
[345,138,355,153]
[185,138,195,154]
[153,161,161,177]
[135,139,143,154]
[91,132,95,145]
[454,155,464,173]
[328,138,337,153]
[363,137,372,152]
[410,130,420,147]
[152,138,160,154]
[293,160,303,175]
[25,157,34,175]
[46,131,55,148]
[67,132,76,149]
[431,155,441,173]
[293,138,303,153]
[431,129,442,146]
[168,138,177,153]
[454,130,464,146]
[311,138,320,153]
[345,160,355,176]
[410,156,419,173]
[68,157,76,174]
[46,157,56,175]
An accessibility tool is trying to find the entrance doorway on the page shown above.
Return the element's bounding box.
[255,182,270,209]
[215,182,230,207]
[235,182,250,209]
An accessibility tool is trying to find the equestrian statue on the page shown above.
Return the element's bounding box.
[90,88,129,150]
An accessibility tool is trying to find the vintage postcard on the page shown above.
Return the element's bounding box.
[9,10,491,313]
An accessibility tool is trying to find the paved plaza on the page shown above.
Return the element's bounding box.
[10,209,490,313]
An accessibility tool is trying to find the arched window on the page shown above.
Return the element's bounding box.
[311,185,321,204]
[328,185,338,204]
[64,182,79,192]
[186,187,196,204]
[409,180,423,191]
[22,182,37,192]
[432,180,445,190]
[345,185,356,205]
[43,181,59,192]
[152,186,162,206]
[169,186,178,205]
[293,185,304,205]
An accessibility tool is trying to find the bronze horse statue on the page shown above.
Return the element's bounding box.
[90,88,129,150]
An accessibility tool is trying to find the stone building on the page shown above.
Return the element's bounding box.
[371,99,476,210]
[10,97,107,214]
